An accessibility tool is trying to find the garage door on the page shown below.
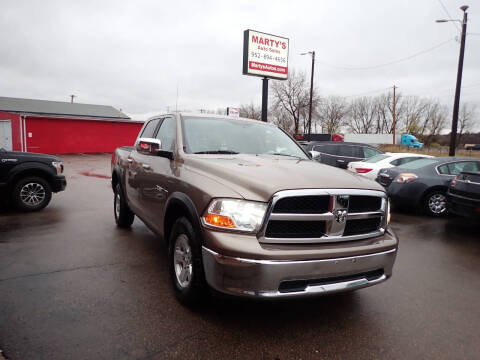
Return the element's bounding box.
[0,120,13,151]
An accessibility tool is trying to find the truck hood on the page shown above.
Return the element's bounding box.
[184,154,385,202]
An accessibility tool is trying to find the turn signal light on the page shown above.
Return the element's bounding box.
[356,168,373,174]
[204,213,235,228]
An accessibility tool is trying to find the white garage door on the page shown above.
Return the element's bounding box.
[0,120,13,151]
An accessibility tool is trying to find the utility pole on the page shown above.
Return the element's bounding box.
[307,51,315,140]
[70,95,76,103]
[392,85,397,145]
[261,77,269,122]
[449,5,469,156]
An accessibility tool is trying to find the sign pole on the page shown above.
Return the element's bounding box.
[261,77,269,122]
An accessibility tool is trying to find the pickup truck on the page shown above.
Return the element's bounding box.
[111,113,398,305]
[0,148,66,211]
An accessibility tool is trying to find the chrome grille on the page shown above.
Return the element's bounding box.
[259,189,387,244]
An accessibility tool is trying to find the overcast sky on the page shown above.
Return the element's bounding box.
[1,0,479,121]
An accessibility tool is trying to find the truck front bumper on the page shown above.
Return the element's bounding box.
[202,247,397,298]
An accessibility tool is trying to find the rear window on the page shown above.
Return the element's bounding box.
[399,158,439,169]
[313,144,338,155]
[363,147,382,158]
[364,154,390,163]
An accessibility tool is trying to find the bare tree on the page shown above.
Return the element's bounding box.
[271,70,320,135]
[318,96,349,134]
[457,103,477,146]
[348,97,379,133]
[239,103,261,120]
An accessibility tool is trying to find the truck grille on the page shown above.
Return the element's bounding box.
[260,189,387,244]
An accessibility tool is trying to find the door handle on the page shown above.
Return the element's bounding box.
[142,164,151,170]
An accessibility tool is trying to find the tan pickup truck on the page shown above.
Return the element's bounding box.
[111,113,398,305]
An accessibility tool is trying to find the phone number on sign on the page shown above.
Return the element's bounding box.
[250,52,286,63]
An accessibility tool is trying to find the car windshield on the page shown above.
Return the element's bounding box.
[363,154,390,163]
[398,158,439,169]
[182,117,308,159]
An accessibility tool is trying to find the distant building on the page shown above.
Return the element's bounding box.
[0,96,143,154]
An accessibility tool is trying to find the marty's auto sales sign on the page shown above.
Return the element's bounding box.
[243,30,289,80]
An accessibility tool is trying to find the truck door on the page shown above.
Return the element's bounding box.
[137,116,177,234]
[125,118,161,214]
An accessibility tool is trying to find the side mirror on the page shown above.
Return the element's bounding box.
[136,138,174,160]
[137,138,161,155]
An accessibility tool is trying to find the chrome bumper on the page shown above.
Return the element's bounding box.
[202,247,397,298]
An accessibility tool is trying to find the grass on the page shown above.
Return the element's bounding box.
[378,145,480,158]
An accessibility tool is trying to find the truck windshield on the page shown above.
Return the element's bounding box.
[182,117,308,159]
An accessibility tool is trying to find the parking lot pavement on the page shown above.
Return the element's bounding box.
[1,154,479,360]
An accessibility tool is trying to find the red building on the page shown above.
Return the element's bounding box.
[0,96,144,154]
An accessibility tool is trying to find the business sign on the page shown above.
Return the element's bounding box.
[243,30,289,80]
[227,107,240,117]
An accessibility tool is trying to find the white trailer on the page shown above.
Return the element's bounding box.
[344,133,401,145]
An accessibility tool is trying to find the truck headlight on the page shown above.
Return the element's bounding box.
[203,199,267,233]
[51,161,63,174]
[387,198,392,225]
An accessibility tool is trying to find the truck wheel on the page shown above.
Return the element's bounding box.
[424,191,448,217]
[114,183,134,228]
[12,176,52,212]
[168,217,207,306]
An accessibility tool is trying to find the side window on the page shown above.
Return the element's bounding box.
[339,145,360,158]
[363,147,381,159]
[140,119,160,138]
[155,117,176,151]
[447,161,479,175]
[390,159,401,166]
[437,164,450,174]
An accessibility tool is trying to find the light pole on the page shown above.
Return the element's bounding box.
[436,5,469,156]
[301,51,315,140]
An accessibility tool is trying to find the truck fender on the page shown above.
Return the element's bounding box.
[7,162,56,187]
[163,192,205,245]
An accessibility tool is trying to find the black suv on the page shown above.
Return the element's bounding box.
[304,141,383,169]
[0,148,66,211]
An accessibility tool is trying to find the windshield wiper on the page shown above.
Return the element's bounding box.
[261,153,302,159]
[194,150,239,154]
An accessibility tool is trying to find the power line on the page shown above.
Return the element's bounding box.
[316,37,455,71]
[437,0,461,32]
[344,87,391,98]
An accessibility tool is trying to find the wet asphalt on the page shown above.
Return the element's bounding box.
[0,154,479,360]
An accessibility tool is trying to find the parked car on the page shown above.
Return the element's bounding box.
[465,144,480,151]
[347,153,433,180]
[111,113,397,305]
[0,147,66,211]
[304,141,383,169]
[376,157,480,216]
[447,171,480,218]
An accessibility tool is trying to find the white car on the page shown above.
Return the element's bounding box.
[347,152,434,180]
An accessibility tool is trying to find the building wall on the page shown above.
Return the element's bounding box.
[23,116,143,154]
[0,111,21,151]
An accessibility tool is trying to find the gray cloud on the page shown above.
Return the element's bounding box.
[1,0,479,122]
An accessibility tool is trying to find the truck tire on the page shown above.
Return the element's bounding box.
[168,217,207,306]
[424,190,448,217]
[12,176,52,212]
[114,183,135,228]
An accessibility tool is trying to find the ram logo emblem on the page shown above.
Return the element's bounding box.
[334,209,348,223]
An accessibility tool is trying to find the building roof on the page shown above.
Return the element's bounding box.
[0,96,130,120]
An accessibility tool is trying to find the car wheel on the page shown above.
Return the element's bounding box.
[424,191,448,217]
[168,217,206,306]
[114,183,134,227]
[12,176,52,212]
